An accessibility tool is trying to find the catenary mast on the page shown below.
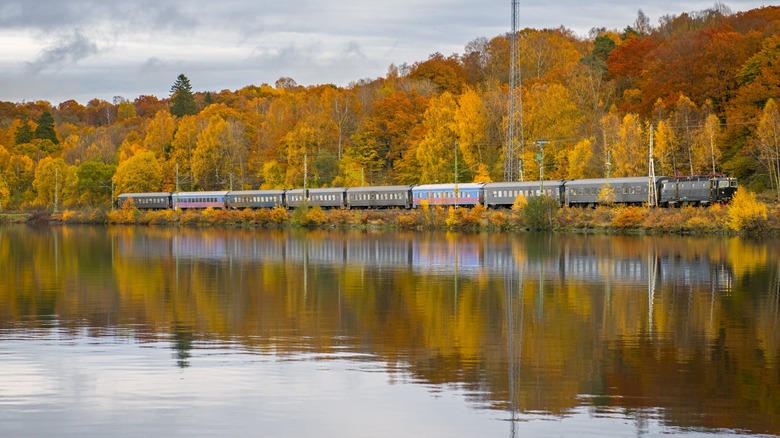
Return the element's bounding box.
[505,0,525,182]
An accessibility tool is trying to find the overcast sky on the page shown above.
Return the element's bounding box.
[0,0,770,105]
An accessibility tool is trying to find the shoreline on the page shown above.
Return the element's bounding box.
[17,202,780,236]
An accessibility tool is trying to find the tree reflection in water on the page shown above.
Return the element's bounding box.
[0,226,778,435]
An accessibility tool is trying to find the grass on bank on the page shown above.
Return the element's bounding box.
[46,191,780,235]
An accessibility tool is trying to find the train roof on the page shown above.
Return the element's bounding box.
[564,177,669,186]
[228,189,285,195]
[412,183,485,191]
[118,192,171,198]
[173,191,230,196]
[308,187,347,193]
[484,180,564,188]
[347,185,412,193]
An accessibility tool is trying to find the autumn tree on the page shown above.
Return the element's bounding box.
[113,151,163,195]
[408,52,468,94]
[453,88,493,177]
[0,176,8,211]
[170,115,203,191]
[567,138,597,179]
[191,109,249,190]
[696,111,722,174]
[415,92,458,184]
[522,82,581,180]
[76,161,116,207]
[354,90,428,183]
[170,74,198,117]
[654,120,678,176]
[755,98,780,196]
[14,121,33,145]
[143,110,175,156]
[613,113,647,177]
[671,95,700,175]
[33,157,77,208]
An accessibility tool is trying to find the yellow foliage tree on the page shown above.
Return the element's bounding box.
[727,189,768,233]
[755,98,780,197]
[170,115,203,191]
[567,138,595,179]
[113,151,163,195]
[415,92,457,183]
[0,176,9,211]
[143,110,176,156]
[613,113,646,177]
[654,120,678,176]
[523,82,581,180]
[192,115,239,190]
[453,88,489,175]
[32,157,77,208]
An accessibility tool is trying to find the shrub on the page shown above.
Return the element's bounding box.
[326,208,353,225]
[610,206,646,229]
[269,206,288,224]
[396,213,419,228]
[145,209,178,224]
[61,210,77,222]
[464,204,486,226]
[445,207,464,228]
[107,199,139,224]
[304,206,327,226]
[522,195,558,230]
[488,210,508,228]
[727,189,768,233]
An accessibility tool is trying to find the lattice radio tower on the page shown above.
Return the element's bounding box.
[505,0,525,182]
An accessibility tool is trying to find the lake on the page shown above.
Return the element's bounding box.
[0,225,778,437]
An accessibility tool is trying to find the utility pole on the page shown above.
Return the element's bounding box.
[536,139,548,193]
[454,141,459,208]
[54,167,59,213]
[303,152,308,207]
[648,125,657,207]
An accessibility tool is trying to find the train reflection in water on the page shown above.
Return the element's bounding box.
[115,230,735,291]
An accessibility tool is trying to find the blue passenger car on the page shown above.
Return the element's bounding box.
[172,191,229,210]
[411,183,485,208]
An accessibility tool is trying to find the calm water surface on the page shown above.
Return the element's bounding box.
[0,225,778,437]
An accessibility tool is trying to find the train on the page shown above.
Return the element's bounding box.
[117,175,738,211]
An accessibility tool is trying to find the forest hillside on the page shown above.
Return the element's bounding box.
[0,5,779,211]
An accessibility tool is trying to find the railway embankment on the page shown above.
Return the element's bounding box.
[42,191,780,235]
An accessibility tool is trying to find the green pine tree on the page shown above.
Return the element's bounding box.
[14,121,33,145]
[169,74,198,117]
[34,111,59,144]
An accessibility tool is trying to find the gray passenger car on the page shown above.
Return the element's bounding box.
[346,185,413,209]
[226,190,285,209]
[564,177,668,207]
[117,192,171,209]
[483,181,565,208]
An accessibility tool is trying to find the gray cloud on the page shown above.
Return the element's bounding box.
[0,0,772,104]
[25,30,99,74]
